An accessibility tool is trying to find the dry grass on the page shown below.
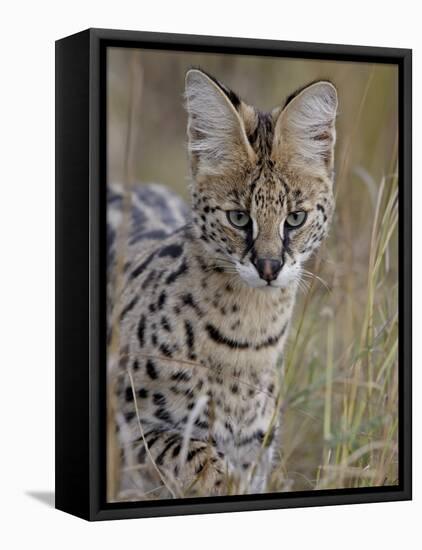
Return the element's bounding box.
[278,169,398,491]
[107,49,399,500]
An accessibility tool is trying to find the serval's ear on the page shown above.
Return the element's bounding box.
[272,81,338,174]
[185,69,256,177]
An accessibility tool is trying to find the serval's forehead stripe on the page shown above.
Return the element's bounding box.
[246,110,275,161]
[217,106,282,210]
[224,108,298,218]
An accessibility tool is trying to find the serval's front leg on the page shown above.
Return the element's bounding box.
[135,429,226,497]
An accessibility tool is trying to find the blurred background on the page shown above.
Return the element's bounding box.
[108,47,398,495]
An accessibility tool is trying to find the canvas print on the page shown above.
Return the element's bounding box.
[106,47,398,503]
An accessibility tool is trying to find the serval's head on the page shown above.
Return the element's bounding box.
[185,69,337,289]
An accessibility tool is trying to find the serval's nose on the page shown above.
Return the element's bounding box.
[253,258,282,282]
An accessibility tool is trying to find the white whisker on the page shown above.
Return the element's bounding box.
[301,269,331,292]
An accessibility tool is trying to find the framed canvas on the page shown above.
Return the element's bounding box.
[55,28,412,521]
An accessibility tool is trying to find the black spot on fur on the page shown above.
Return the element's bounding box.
[161,316,172,332]
[184,320,196,358]
[125,387,134,402]
[195,419,209,430]
[158,243,183,259]
[182,293,203,317]
[159,343,173,357]
[196,463,205,474]
[153,392,166,406]
[146,434,160,448]
[130,250,156,279]
[137,315,146,347]
[171,371,191,382]
[146,359,159,380]
[157,291,167,309]
[155,407,172,423]
[166,258,188,284]
[224,421,234,434]
[172,444,181,457]
[120,297,139,321]
[141,269,157,290]
[156,435,180,465]
[187,446,206,462]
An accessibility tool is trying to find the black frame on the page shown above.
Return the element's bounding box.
[55,28,412,521]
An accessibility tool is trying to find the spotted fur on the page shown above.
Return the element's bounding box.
[109,69,338,499]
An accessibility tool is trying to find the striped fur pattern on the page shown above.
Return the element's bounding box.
[109,70,338,499]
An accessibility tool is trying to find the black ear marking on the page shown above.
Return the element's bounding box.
[187,66,241,111]
[282,78,336,110]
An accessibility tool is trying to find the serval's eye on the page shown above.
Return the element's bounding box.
[227,210,251,229]
[285,211,307,229]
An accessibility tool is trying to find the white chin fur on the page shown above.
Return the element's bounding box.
[235,261,301,289]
